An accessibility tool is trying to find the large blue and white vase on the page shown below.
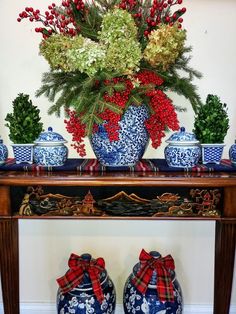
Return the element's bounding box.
[90,105,149,167]
[123,250,183,314]
[0,137,8,165]
[34,127,68,167]
[57,253,116,314]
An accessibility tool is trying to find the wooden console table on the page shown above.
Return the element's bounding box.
[0,170,236,314]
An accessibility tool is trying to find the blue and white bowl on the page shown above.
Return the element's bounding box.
[34,127,68,167]
[164,127,201,168]
[0,137,8,165]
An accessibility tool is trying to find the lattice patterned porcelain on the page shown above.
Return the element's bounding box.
[12,144,34,164]
[201,144,225,164]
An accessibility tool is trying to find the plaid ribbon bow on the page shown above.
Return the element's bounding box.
[57,253,105,303]
[132,249,175,302]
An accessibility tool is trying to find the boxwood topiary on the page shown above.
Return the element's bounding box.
[5,93,43,144]
[193,94,229,144]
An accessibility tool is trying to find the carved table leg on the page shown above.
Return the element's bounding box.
[214,221,236,314]
[0,218,19,314]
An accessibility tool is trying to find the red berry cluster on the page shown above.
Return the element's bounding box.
[118,0,142,18]
[135,70,164,86]
[145,90,179,148]
[64,110,86,157]
[17,0,85,38]
[101,78,134,141]
[144,0,186,37]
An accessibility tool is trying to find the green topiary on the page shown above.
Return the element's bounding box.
[193,94,229,143]
[5,93,43,144]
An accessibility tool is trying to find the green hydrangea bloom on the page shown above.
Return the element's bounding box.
[99,8,141,75]
[39,34,81,72]
[67,37,106,77]
[144,24,186,71]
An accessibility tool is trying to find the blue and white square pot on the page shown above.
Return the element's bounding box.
[12,143,34,164]
[201,143,225,164]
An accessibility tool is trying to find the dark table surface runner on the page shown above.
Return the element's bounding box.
[0,158,235,173]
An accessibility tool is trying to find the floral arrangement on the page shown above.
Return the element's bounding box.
[18,0,201,157]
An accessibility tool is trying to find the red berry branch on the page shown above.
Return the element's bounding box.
[118,0,186,37]
[17,0,86,38]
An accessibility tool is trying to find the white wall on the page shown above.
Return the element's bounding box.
[0,0,236,310]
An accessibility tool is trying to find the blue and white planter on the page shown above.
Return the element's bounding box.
[164,127,201,168]
[229,141,236,166]
[90,105,149,167]
[57,254,116,314]
[34,127,68,167]
[123,251,183,314]
[0,138,8,165]
[12,143,34,164]
[201,143,225,165]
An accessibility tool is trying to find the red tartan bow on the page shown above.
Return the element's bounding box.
[132,249,175,302]
[57,253,105,303]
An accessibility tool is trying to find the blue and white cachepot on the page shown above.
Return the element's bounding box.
[12,143,35,164]
[201,143,225,165]
[0,137,8,164]
[164,127,201,168]
[34,127,68,166]
[229,140,236,166]
[123,250,183,314]
[57,253,116,314]
[90,105,149,167]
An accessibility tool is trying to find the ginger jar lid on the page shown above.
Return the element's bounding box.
[34,127,67,145]
[166,127,199,145]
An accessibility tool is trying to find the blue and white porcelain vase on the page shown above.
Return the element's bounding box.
[123,250,183,314]
[164,127,201,168]
[57,253,116,314]
[90,105,149,167]
[34,127,68,166]
[0,137,8,164]
[229,140,236,166]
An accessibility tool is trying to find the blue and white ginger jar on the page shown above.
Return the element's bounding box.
[90,105,149,167]
[123,251,183,314]
[57,253,116,314]
[0,137,8,164]
[34,127,68,166]
[229,140,236,166]
[164,127,201,168]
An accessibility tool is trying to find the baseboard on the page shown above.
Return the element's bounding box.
[0,303,236,313]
